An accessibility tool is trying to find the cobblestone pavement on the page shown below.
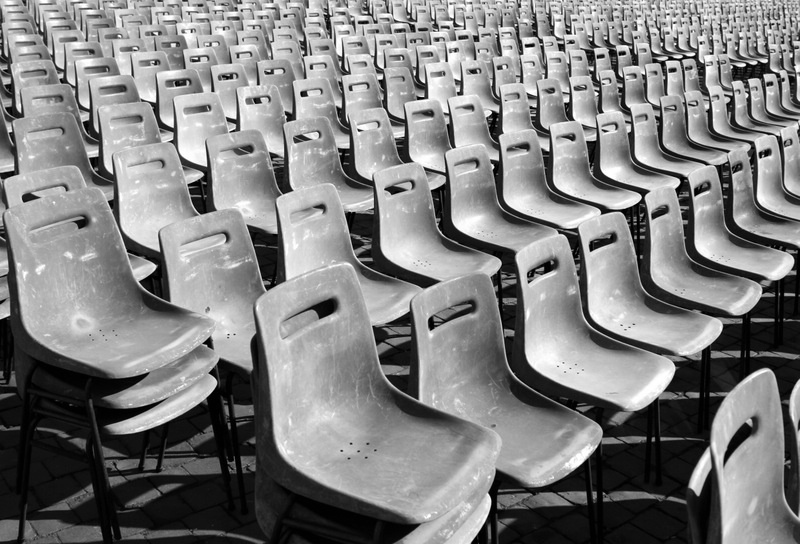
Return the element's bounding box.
[1,211,799,544]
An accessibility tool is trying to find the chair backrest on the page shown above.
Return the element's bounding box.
[443,143,505,230]
[598,68,625,114]
[183,46,218,90]
[577,212,643,313]
[685,165,729,250]
[88,73,141,139]
[292,76,341,124]
[499,82,534,134]
[423,60,457,114]
[372,163,441,264]
[206,129,281,215]
[283,116,346,191]
[10,59,59,116]
[210,62,248,120]
[155,67,203,130]
[409,272,510,404]
[98,100,162,178]
[382,66,415,122]
[511,234,588,384]
[788,377,800,514]
[665,60,685,98]
[276,183,363,283]
[341,72,382,126]
[4,165,86,209]
[236,84,284,156]
[568,75,599,128]
[63,40,104,87]
[159,208,265,334]
[645,62,666,107]
[347,106,402,184]
[112,142,197,255]
[257,58,295,114]
[448,94,496,149]
[595,111,636,171]
[780,125,800,197]
[403,98,452,171]
[173,91,229,169]
[153,35,188,69]
[753,134,785,209]
[19,82,85,133]
[710,369,796,543]
[12,112,95,183]
[130,49,170,103]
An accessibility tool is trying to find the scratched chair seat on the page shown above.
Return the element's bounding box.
[253,263,501,526]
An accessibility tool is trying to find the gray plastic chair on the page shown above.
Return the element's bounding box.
[235,84,285,157]
[442,144,557,255]
[372,163,501,286]
[548,121,641,212]
[629,102,704,179]
[173,91,229,171]
[578,212,723,357]
[252,262,500,540]
[660,95,729,167]
[780,125,800,199]
[276,184,421,325]
[447,94,501,161]
[293,77,350,150]
[112,142,200,259]
[594,112,681,194]
[206,130,283,237]
[708,369,800,544]
[283,117,372,213]
[8,187,226,543]
[754,135,800,222]
[155,68,204,131]
[684,90,750,154]
[12,112,114,200]
[498,129,600,230]
[3,166,157,283]
[403,98,453,180]
[411,272,602,544]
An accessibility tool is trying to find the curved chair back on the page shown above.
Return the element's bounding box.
[206,129,281,231]
[172,91,229,170]
[710,369,799,543]
[686,448,714,544]
[499,83,534,134]
[236,84,285,157]
[155,68,203,130]
[210,62,248,121]
[112,142,198,256]
[347,107,402,184]
[780,125,800,197]
[98,101,164,178]
[256,58,296,113]
[4,165,86,208]
[403,98,453,174]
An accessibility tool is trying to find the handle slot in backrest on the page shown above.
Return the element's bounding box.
[650,204,669,220]
[427,300,476,332]
[290,203,325,224]
[693,180,712,197]
[183,103,212,115]
[27,127,65,141]
[128,158,166,176]
[109,114,145,128]
[280,298,338,340]
[245,94,271,106]
[723,418,756,466]
[178,231,228,258]
[588,232,617,252]
[525,258,557,284]
[758,147,773,159]
[453,158,480,176]
[29,215,89,245]
[218,144,255,159]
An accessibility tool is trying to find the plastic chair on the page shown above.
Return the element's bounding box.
[403,98,454,179]
[578,211,723,360]
[685,165,794,284]
[754,135,800,222]
[594,112,681,194]
[8,187,226,544]
[787,378,800,514]
[87,73,147,141]
[763,73,800,122]
[235,84,285,157]
[3,166,158,284]
[597,68,632,124]
[498,83,534,135]
[458,59,499,114]
[252,262,500,538]
[548,121,641,212]
[708,369,800,544]
[660,95,729,167]
[442,143,557,258]
[731,80,783,137]
[747,77,799,128]
[159,208,265,514]
[707,85,764,147]
[629,102,704,179]
[112,142,201,259]
[498,130,600,229]
[642,185,763,427]
[686,447,714,544]
[12,112,114,200]
[155,68,203,131]
[277,184,421,325]
[257,58,296,115]
[512,235,675,484]
[410,272,603,544]
[372,163,502,286]
[0,99,18,175]
[172,91,229,171]
[535,77,582,144]
[780,125,800,199]
[210,62,248,121]
[684,90,751,154]
[130,50,170,104]
[293,77,351,150]
[283,117,372,213]
[568,75,600,138]
[447,95,501,161]
[382,66,416,123]
[204,129,284,237]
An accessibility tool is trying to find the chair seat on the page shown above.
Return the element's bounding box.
[212,324,258,376]
[504,192,601,230]
[732,210,800,250]
[356,264,422,325]
[37,373,218,435]
[29,345,218,409]
[599,164,680,193]
[691,234,794,282]
[585,294,723,357]
[255,477,491,544]
[471,377,603,487]
[18,294,216,379]
[447,214,557,254]
[520,327,676,413]
[646,260,763,317]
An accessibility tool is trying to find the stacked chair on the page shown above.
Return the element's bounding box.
[2,0,800,542]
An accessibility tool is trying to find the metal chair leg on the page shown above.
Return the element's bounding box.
[653,398,662,486]
[207,381,235,511]
[594,408,605,542]
[225,373,248,514]
[703,348,712,430]
[155,422,171,473]
[584,459,597,544]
